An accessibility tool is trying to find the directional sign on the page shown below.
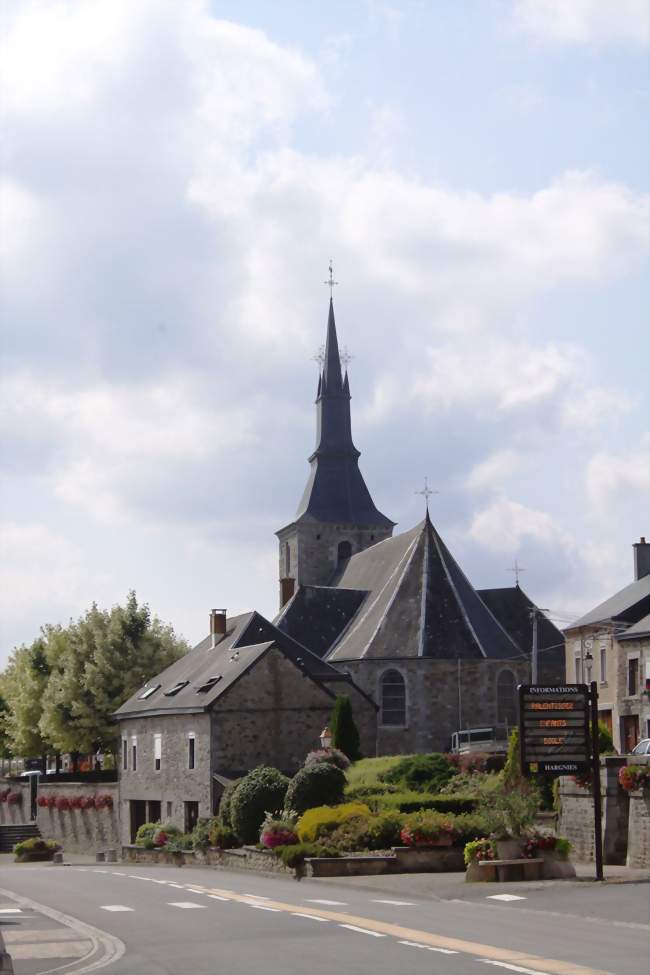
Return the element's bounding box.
[519,684,591,776]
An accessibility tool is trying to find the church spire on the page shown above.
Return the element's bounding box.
[322,299,343,394]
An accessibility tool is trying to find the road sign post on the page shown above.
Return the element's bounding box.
[519,683,604,881]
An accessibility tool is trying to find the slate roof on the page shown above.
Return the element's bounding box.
[113,609,360,721]
[291,299,394,529]
[618,612,650,641]
[566,575,650,629]
[478,586,565,682]
[322,515,522,662]
[274,585,367,659]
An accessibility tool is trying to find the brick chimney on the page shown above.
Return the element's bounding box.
[633,537,650,581]
[210,609,227,648]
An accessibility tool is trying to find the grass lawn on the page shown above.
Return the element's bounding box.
[346,754,416,791]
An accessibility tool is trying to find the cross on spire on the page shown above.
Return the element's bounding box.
[508,559,526,586]
[340,346,354,370]
[324,260,338,298]
[415,476,438,513]
[312,344,325,368]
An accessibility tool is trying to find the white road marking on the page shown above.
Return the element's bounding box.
[477,960,551,975]
[306,898,347,905]
[399,940,458,954]
[486,894,527,902]
[340,924,385,937]
[127,875,153,881]
[92,870,109,874]
[0,908,22,914]
[167,902,208,909]
[110,872,127,876]
[243,893,270,899]
[99,905,134,912]
[167,883,185,889]
[208,894,230,901]
[151,880,168,885]
[372,899,416,906]
[248,904,281,912]
[291,913,329,922]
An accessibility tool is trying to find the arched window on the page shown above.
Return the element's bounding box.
[285,542,291,574]
[337,540,352,563]
[381,669,406,726]
[497,669,517,728]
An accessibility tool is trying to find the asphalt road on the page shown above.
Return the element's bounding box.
[0,863,648,975]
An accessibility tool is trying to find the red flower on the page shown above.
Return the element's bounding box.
[95,793,114,810]
[46,794,57,808]
[154,830,168,847]
[7,792,22,805]
[37,795,49,807]
[80,795,95,810]
[55,795,70,811]
[70,795,84,809]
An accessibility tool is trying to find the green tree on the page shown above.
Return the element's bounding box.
[330,695,362,762]
[40,592,187,758]
[1,638,56,758]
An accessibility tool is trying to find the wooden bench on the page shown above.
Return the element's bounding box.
[478,857,543,882]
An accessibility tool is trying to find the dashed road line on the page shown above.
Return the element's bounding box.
[248,904,281,912]
[487,895,527,902]
[167,883,185,889]
[306,898,347,906]
[167,901,208,909]
[0,908,22,914]
[340,923,385,937]
[399,940,458,954]
[243,893,270,899]
[372,899,416,906]
[291,912,329,922]
[208,894,230,901]
[477,960,552,975]
[99,905,134,913]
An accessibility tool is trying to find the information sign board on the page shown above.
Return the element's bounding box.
[519,684,590,776]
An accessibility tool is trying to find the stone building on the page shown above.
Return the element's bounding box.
[114,295,564,838]
[564,538,650,752]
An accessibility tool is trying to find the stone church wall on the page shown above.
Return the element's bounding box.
[339,657,530,754]
[211,646,377,774]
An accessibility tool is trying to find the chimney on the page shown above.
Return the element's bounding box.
[633,537,650,581]
[210,609,227,648]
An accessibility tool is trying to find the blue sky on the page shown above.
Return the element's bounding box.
[1,0,648,662]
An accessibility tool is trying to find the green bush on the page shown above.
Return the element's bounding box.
[274,842,340,869]
[318,816,371,852]
[14,837,60,857]
[380,752,457,793]
[598,722,615,755]
[297,802,371,843]
[135,822,160,847]
[367,811,405,850]
[208,824,239,849]
[464,838,495,865]
[330,695,362,761]
[190,817,218,852]
[478,788,539,839]
[344,784,399,802]
[449,812,492,846]
[230,767,290,844]
[554,837,572,860]
[284,761,346,816]
[218,778,242,828]
[377,792,477,815]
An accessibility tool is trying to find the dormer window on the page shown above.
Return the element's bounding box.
[163,680,189,697]
[196,675,222,693]
[138,684,161,700]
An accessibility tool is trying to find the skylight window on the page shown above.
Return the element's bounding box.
[138,684,161,700]
[196,675,222,694]
[163,680,190,697]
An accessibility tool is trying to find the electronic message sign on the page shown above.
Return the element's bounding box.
[519,684,590,776]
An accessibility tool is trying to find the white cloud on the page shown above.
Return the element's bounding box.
[467,496,569,553]
[513,0,650,46]
[467,450,521,491]
[561,387,632,427]
[585,439,650,514]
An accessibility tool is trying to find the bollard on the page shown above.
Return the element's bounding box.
[52,851,63,865]
[95,851,105,863]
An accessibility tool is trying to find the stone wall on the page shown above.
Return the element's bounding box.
[627,789,650,867]
[118,712,212,845]
[277,520,391,592]
[35,782,120,854]
[342,657,530,754]
[211,645,376,773]
[0,782,30,824]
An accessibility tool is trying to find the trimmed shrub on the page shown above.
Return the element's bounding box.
[319,816,371,852]
[273,843,340,869]
[191,817,217,852]
[285,762,346,816]
[380,753,457,794]
[135,822,159,847]
[374,792,477,815]
[367,811,405,850]
[297,802,371,843]
[230,767,290,844]
[400,810,456,847]
[330,695,362,761]
[218,778,242,829]
[304,747,350,771]
[208,824,239,849]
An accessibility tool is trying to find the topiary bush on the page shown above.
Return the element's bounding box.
[297,802,371,843]
[284,761,346,816]
[380,753,457,793]
[330,695,362,761]
[273,842,340,869]
[230,767,290,844]
[208,823,239,849]
[304,747,350,771]
[218,778,242,828]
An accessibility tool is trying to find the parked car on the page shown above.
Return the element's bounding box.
[631,738,650,756]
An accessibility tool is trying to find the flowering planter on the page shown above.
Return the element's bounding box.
[15,851,56,863]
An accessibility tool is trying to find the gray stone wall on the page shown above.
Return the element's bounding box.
[0,781,30,824]
[118,712,212,844]
[627,789,650,867]
[277,521,391,593]
[341,657,530,754]
[211,646,376,773]
[35,782,120,855]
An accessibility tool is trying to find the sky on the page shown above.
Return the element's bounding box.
[1,0,648,665]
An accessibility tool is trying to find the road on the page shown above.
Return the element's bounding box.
[0,863,648,975]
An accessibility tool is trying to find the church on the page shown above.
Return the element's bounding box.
[114,296,563,842]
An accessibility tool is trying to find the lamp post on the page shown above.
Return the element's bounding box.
[319,726,332,749]
[585,649,593,684]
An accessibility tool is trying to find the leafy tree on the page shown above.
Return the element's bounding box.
[329,695,362,761]
[1,638,56,758]
[39,592,188,757]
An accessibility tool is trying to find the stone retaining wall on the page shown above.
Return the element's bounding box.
[36,782,120,855]
[0,782,30,824]
[627,789,650,868]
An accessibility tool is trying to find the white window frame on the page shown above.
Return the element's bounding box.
[187,732,196,770]
[154,733,162,772]
[599,645,607,684]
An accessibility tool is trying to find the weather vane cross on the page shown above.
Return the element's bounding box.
[324,260,338,298]
[312,344,325,368]
[340,346,354,370]
[508,559,526,586]
[415,476,438,512]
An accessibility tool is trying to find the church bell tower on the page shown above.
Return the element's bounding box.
[275,289,394,608]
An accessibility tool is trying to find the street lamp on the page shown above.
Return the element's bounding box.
[584,649,593,684]
[319,726,332,749]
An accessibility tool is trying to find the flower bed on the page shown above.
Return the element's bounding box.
[14,838,61,863]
